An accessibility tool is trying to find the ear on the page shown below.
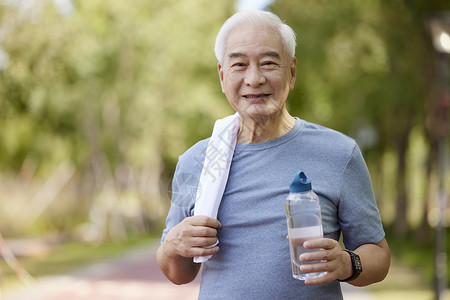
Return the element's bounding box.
[289,57,297,90]
[218,63,225,93]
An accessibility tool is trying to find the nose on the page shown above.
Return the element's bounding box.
[244,66,265,87]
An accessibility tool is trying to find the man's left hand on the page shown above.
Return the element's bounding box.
[299,238,353,285]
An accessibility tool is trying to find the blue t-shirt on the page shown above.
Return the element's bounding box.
[161,118,385,300]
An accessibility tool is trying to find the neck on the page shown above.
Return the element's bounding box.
[237,109,295,144]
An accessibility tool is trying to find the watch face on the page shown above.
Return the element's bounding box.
[338,250,362,282]
[354,253,362,272]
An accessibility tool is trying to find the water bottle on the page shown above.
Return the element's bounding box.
[285,171,326,280]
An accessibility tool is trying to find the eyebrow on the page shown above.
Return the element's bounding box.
[228,52,245,59]
[261,51,280,59]
[227,51,281,59]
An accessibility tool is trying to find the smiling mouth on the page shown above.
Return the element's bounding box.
[243,94,270,99]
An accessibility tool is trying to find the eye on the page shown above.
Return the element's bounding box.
[231,62,246,68]
[262,61,277,66]
[261,61,279,69]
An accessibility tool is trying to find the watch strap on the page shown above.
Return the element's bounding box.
[338,250,362,282]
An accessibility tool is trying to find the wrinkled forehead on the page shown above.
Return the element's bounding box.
[224,23,287,59]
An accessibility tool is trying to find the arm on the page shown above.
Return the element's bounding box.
[156,216,221,285]
[299,237,390,286]
[346,238,390,286]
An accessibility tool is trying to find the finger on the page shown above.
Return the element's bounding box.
[189,215,222,229]
[301,246,339,262]
[300,259,343,285]
[194,245,220,257]
[300,250,326,262]
[186,236,219,248]
[300,262,333,286]
[181,244,220,258]
[190,226,218,238]
[304,272,333,286]
[300,260,330,273]
[300,262,336,285]
[303,238,335,250]
[177,220,219,240]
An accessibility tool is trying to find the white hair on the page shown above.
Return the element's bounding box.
[214,10,296,63]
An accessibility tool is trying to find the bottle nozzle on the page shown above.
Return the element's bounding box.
[289,171,312,192]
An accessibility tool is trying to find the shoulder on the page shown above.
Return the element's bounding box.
[298,119,357,152]
[176,138,209,172]
[170,138,210,210]
[180,138,209,159]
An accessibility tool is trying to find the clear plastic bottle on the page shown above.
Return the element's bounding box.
[285,171,326,280]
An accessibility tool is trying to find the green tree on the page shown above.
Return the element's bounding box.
[272,0,450,237]
[0,0,234,238]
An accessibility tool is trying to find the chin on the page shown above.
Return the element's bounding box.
[239,103,282,121]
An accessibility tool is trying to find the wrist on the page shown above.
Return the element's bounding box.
[338,250,353,281]
[338,250,363,282]
[163,230,182,259]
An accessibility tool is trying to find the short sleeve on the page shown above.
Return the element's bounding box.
[338,144,385,250]
[160,139,209,244]
[160,157,201,244]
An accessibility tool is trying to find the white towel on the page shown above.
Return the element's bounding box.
[193,113,240,263]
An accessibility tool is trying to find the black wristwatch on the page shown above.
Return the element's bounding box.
[338,250,362,282]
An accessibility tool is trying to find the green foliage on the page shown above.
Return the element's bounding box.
[383,225,450,287]
[0,0,234,175]
[0,0,449,245]
[270,2,450,286]
[0,0,234,238]
[273,0,436,144]
[272,0,450,234]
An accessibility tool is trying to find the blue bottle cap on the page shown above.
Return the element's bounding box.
[289,171,312,193]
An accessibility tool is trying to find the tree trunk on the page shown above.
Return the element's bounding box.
[418,145,438,242]
[394,133,409,237]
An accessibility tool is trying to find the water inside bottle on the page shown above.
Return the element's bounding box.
[288,225,326,280]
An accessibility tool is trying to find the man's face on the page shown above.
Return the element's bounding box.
[218,24,296,120]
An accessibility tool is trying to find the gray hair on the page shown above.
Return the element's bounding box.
[214,10,296,63]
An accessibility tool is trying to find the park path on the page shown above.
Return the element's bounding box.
[2,243,375,300]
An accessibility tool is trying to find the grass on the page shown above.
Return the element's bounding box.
[0,234,158,293]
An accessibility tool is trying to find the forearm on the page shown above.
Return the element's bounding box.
[156,242,200,285]
[349,238,390,286]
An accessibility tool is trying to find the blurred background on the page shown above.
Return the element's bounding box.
[0,0,449,299]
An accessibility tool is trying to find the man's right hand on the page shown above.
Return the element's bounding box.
[164,215,222,258]
[156,216,221,285]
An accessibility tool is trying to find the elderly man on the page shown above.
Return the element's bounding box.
[157,10,390,299]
